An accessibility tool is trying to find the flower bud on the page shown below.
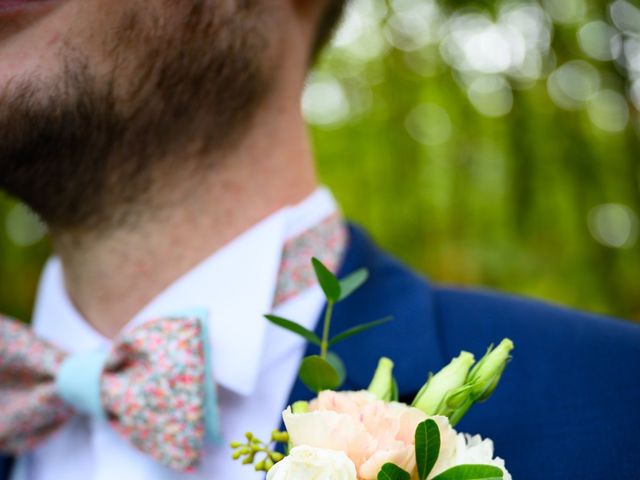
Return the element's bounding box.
[271,430,290,443]
[412,351,475,415]
[271,452,284,462]
[467,339,514,402]
[443,384,473,411]
[292,401,309,414]
[367,357,396,401]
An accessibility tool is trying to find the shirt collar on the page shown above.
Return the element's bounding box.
[31,187,338,396]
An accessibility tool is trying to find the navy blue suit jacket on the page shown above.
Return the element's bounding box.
[2,224,639,479]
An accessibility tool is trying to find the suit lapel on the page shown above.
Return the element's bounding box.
[287,223,446,406]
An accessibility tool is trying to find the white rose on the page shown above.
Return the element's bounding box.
[266,446,357,480]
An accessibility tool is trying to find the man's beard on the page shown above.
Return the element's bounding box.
[0,1,272,231]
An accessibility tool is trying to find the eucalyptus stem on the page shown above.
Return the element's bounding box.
[320,300,334,359]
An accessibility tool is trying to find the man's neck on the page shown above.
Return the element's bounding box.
[51,108,317,338]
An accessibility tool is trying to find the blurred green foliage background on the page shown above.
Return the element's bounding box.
[1,0,639,322]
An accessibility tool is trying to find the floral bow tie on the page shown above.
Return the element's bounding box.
[0,313,219,471]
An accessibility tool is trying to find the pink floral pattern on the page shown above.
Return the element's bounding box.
[274,213,347,306]
[0,318,73,452]
[103,316,207,471]
[0,316,208,471]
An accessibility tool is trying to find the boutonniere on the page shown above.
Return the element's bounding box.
[232,258,513,480]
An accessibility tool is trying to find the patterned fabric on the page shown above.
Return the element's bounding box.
[0,213,347,471]
[0,319,72,453]
[274,213,347,306]
[0,316,209,471]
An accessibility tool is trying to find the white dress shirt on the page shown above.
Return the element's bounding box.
[12,188,339,480]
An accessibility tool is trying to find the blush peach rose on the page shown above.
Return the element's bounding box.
[282,391,457,480]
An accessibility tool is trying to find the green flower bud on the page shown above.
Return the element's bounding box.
[367,357,396,401]
[271,430,289,443]
[467,338,514,402]
[443,384,474,411]
[412,351,475,415]
[292,401,309,414]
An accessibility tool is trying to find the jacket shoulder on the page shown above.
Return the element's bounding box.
[433,284,640,363]
[433,286,640,479]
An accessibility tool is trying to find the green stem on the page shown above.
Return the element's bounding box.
[448,397,474,427]
[320,300,334,359]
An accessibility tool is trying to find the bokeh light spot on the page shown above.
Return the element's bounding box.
[384,3,442,52]
[467,75,514,118]
[578,20,618,61]
[302,75,351,127]
[610,0,640,35]
[332,0,390,62]
[543,0,587,24]
[547,60,600,110]
[405,103,453,146]
[588,203,638,248]
[5,204,47,247]
[587,89,630,132]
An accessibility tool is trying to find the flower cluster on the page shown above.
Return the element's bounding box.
[274,390,510,480]
[232,258,514,480]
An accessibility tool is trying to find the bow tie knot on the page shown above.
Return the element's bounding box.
[0,313,220,471]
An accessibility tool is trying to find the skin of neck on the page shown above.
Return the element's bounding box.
[51,20,319,338]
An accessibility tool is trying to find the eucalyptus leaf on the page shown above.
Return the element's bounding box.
[338,268,369,301]
[377,463,411,480]
[298,355,341,392]
[312,257,341,301]
[329,317,393,346]
[415,419,440,480]
[327,351,347,387]
[430,465,503,480]
[265,315,322,346]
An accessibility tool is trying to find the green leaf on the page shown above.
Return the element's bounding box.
[338,268,369,301]
[326,351,347,386]
[377,463,411,480]
[430,465,503,480]
[312,257,341,302]
[329,316,393,346]
[415,419,440,480]
[298,355,341,392]
[264,315,322,346]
